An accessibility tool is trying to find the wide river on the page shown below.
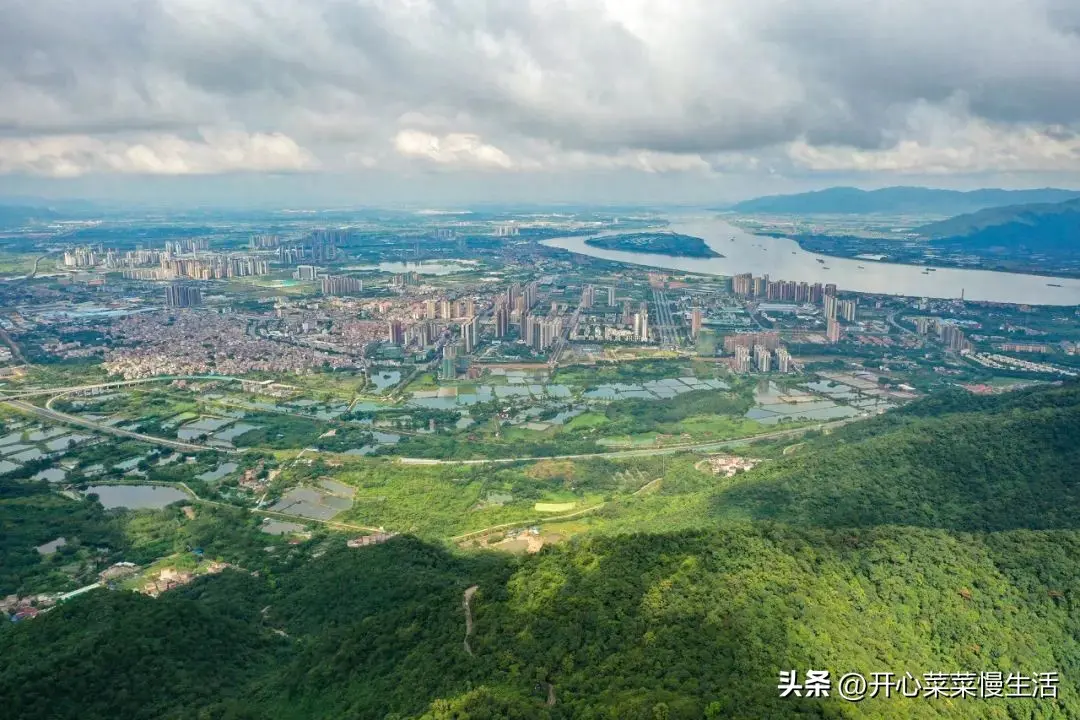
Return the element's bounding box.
[543,216,1080,306]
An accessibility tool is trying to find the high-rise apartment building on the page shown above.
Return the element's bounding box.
[495,305,509,338]
[462,316,478,354]
[387,320,405,346]
[321,275,363,296]
[777,347,792,373]
[723,332,780,352]
[826,318,841,343]
[754,344,772,372]
[165,283,202,308]
[838,299,857,323]
[735,346,751,373]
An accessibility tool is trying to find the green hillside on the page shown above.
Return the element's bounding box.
[716,383,1080,531]
[914,197,1080,263]
[917,197,1080,238]
[4,382,1080,719]
[728,186,1080,215]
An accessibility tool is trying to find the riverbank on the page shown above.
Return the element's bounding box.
[542,216,1080,305]
[779,232,1080,280]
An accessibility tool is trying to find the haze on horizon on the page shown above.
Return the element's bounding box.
[3,0,1080,207]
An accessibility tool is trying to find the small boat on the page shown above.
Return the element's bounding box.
[822,266,830,270]
[816,258,825,264]
[1047,283,1062,287]
[857,265,865,269]
[792,251,797,255]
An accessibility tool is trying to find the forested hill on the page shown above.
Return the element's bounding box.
[727,186,1080,215]
[716,381,1080,531]
[3,382,1080,719]
[914,197,1080,260]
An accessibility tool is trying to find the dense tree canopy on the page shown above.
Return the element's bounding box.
[3,381,1080,719]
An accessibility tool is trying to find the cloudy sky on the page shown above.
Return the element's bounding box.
[2,0,1080,206]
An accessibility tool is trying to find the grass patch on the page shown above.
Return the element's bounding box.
[661,414,763,439]
[534,502,577,513]
[564,412,609,431]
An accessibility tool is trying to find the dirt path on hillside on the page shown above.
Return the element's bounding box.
[462,585,479,655]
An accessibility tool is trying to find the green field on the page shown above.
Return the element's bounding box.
[564,411,609,431]
[533,501,577,512]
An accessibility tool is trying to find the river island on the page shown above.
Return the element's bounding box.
[584,231,722,258]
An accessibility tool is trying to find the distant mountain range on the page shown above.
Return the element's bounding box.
[916,196,1080,257]
[727,186,1080,216]
[0,204,64,227]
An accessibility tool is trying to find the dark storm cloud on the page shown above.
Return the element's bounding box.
[1,0,1079,176]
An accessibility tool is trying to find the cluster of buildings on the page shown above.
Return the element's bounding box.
[731,344,794,374]
[165,283,203,308]
[297,266,367,293]
[65,228,351,285]
[732,273,856,335]
[321,275,364,296]
[100,312,358,378]
[140,562,229,598]
[58,241,273,281]
[122,254,271,281]
[63,239,206,269]
[578,284,617,309]
[275,230,343,264]
[66,243,272,281]
[522,313,564,352]
[732,273,834,304]
[704,454,761,477]
[911,316,972,351]
[723,331,796,374]
[729,272,860,351]
[347,532,398,548]
[966,352,1078,377]
[571,298,651,344]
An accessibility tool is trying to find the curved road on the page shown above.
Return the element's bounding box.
[4,399,229,453]
[401,417,856,465]
[0,375,251,454]
[2,373,247,400]
[887,312,915,337]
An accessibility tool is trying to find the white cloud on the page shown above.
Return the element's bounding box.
[542,147,713,174]
[0,130,315,178]
[393,130,513,169]
[788,106,1080,174]
[2,0,1080,189]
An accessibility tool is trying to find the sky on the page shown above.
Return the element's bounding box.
[2,0,1080,207]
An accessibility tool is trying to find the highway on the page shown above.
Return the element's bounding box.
[400,417,857,465]
[548,303,582,367]
[3,399,231,453]
[0,375,251,453]
[0,326,26,364]
[0,374,247,400]
[651,288,679,349]
[887,312,916,337]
